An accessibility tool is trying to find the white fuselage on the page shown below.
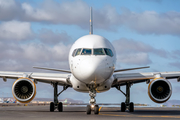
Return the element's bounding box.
[69,35,116,93]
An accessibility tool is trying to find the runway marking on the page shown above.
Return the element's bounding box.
[99,106,102,112]
[99,113,180,119]
[99,113,127,117]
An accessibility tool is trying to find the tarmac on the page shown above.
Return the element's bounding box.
[0,105,180,120]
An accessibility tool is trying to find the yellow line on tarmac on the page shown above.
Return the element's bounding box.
[139,115,180,119]
[99,106,102,112]
[99,113,127,117]
[99,113,180,119]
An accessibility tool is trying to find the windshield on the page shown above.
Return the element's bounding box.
[75,48,82,56]
[104,48,113,57]
[73,48,113,57]
[94,48,105,55]
[72,49,77,57]
[81,49,92,55]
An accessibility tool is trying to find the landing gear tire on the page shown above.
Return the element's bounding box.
[50,102,54,112]
[129,102,134,112]
[94,105,99,114]
[86,105,91,114]
[121,102,126,112]
[58,102,63,112]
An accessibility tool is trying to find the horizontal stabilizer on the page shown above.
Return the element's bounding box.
[114,66,150,73]
[33,66,71,73]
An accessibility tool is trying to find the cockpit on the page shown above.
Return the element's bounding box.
[72,48,114,57]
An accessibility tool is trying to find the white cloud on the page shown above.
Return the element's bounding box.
[38,29,72,45]
[120,10,180,35]
[20,1,180,35]
[21,0,89,27]
[0,26,72,71]
[117,52,151,65]
[0,0,180,35]
[0,0,21,20]
[0,41,71,71]
[21,3,53,21]
[0,20,33,40]
[22,42,71,62]
[112,38,169,65]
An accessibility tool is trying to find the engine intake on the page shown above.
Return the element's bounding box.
[148,78,172,103]
[12,78,36,103]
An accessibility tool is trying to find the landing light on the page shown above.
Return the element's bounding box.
[91,104,95,109]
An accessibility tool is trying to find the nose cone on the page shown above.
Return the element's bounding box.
[75,57,113,84]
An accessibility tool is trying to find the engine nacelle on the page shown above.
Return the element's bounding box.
[12,78,36,103]
[148,78,172,103]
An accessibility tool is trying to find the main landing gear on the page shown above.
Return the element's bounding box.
[116,82,134,112]
[86,89,99,115]
[50,82,69,112]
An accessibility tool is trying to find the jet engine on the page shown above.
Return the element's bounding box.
[148,78,172,103]
[12,78,36,103]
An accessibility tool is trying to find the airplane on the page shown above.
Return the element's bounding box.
[0,98,4,103]
[1,7,180,115]
[3,98,17,103]
[59,99,67,104]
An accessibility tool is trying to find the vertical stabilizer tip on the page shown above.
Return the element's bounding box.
[90,7,93,35]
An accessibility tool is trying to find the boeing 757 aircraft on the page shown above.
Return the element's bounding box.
[1,8,180,114]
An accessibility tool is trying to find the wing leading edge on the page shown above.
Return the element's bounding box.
[0,71,71,86]
[112,71,180,87]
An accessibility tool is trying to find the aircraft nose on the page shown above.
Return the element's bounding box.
[79,57,111,84]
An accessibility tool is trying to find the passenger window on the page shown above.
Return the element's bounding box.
[75,48,82,56]
[104,48,113,57]
[81,49,92,55]
[94,48,105,55]
[72,49,77,57]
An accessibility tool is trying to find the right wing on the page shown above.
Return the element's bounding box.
[112,71,180,87]
[0,71,71,86]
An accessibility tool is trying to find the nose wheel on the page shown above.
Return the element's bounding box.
[86,104,99,115]
[94,105,99,114]
[86,89,99,114]
[86,105,91,114]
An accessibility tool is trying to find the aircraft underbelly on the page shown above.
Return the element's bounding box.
[70,75,113,93]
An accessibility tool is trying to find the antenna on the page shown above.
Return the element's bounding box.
[89,7,93,34]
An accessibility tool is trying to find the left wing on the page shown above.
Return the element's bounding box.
[112,71,180,87]
[0,71,71,86]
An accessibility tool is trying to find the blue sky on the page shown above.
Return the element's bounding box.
[0,0,180,106]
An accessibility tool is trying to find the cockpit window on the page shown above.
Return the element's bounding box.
[72,49,77,57]
[75,48,82,56]
[73,48,113,57]
[104,48,114,57]
[81,49,92,55]
[94,48,105,55]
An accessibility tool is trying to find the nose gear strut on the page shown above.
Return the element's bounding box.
[89,89,96,105]
[86,85,99,114]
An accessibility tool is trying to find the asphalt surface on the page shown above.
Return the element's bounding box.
[1,105,180,120]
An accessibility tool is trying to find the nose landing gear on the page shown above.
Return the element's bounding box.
[86,89,99,114]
